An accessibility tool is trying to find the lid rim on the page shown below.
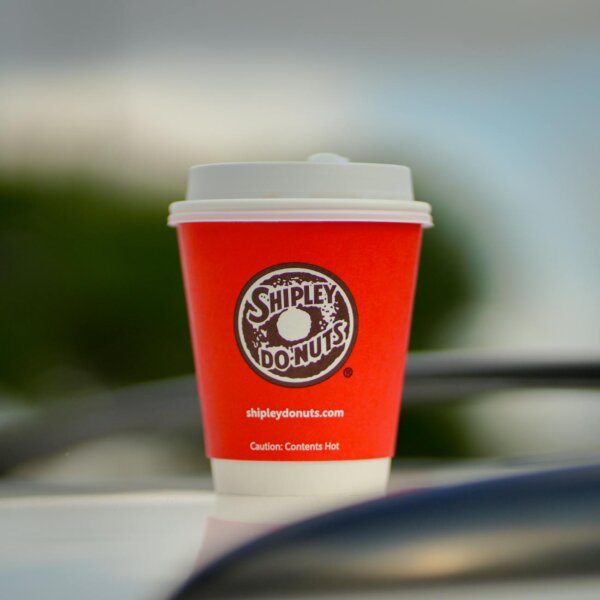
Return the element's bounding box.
[169,208,432,228]
[169,197,432,227]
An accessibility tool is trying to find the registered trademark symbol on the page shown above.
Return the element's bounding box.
[343,367,353,378]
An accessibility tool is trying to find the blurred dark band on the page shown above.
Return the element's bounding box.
[404,351,600,401]
[0,352,599,473]
[172,464,600,598]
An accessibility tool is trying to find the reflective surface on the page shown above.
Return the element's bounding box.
[2,463,600,600]
[0,487,213,600]
[0,477,377,600]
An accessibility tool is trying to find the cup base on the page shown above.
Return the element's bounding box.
[211,458,391,496]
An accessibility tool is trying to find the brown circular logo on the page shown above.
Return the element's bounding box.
[235,263,358,387]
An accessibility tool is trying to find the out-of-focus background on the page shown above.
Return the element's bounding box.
[1,0,599,480]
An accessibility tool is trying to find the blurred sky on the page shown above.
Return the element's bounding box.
[2,0,600,352]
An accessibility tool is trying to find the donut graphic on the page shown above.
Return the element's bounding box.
[235,263,358,387]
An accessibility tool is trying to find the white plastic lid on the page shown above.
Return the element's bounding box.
[168,154,432,226]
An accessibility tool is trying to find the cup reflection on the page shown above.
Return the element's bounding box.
[196,492,383,568]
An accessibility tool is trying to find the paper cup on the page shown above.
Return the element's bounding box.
[169,156,432,495]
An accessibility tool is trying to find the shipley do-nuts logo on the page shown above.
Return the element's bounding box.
[235,263,358,387]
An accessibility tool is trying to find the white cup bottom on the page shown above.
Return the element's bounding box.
[210,458,391,496]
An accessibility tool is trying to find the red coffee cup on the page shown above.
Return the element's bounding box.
[169,154,432,495]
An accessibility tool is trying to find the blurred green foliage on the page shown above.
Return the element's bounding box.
[411,215,473,351]
[0,174,193,400]
[0,172,475,456]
